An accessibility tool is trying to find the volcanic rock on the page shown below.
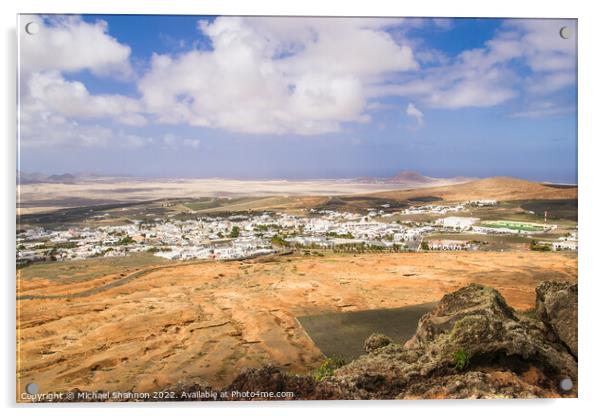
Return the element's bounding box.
[535,281,578,357]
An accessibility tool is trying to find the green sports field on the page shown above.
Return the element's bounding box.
[481,220,546,232]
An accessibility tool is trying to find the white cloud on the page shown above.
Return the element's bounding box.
[526,71,576,95]
[18,16,148,147]
[25,71,146,125]
[20,15,133,78]
[509,100,573,119]
[18,15,576,145]
[138,16,418,135]
[19,110,151,149]
[369,19,576,111]
[162,134,202,149]
[406,102,424,127]
[432,18,453,30]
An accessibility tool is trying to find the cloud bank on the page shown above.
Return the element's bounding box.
[18,16,577,149]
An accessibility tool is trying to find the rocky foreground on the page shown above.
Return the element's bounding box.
[43,281,578,401]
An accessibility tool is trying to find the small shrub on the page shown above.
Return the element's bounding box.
[520,308,538,319]
[530,240,551,251]
[116,236,135,246]
[229,226,240,238]
[452,348,470,371]
[313,356,346,381]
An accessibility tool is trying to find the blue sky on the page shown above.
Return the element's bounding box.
[18,15,577,183]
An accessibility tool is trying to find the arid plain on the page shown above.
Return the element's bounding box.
[17,250,576,395]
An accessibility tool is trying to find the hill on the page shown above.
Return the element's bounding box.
[46,173,76,183]
[18,171,76,184]
[357,170,471,186]
[385,170,435,184]
[371,176,577,202]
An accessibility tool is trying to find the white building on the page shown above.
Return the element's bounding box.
[437,216,479,231]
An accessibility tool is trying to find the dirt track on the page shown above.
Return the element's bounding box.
[17,251,577,397]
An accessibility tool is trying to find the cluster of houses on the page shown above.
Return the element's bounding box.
[551,229,578,251]
[425,239,479,251]
[16,210,435,265]
[402,200,497,216]
[16,200,577,265]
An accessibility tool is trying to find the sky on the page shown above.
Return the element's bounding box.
[18,15,577,183]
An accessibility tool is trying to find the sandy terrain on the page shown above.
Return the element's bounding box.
[16,176,575,216]
[16,251,577,398]
[17,178,459,214]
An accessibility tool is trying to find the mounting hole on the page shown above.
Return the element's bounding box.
[559,26,571,40]
[559,377,573,391]
[25,22,40,35]
[25,383,38,394]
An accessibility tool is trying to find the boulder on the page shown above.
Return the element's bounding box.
[535,281,578,357]
[332,283,577,399]
[405,284,516,349]
[364,333,392,353]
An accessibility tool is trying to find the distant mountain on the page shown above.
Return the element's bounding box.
[17,171,48,184]
[385,170,435,184]
[47,173,76,183]
[17,171,77,184]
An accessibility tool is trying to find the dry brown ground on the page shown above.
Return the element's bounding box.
[374,177,577,202]
[16,251,577,398]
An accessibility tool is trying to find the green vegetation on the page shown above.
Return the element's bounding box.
[182,198,222,211]
[530,240,551,252]
[326,231,354,239]
[270,235,289,247]
[452,348,470,371]
[482,220,544,232]
[146,246,170,253]
[313,356,346,381]
[420,241,429,251]
[116,236,135,246]
[40,241,78,250]
[229,226,240,238]
[520,308,538,320]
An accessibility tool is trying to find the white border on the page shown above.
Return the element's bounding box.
[2,1,601,415]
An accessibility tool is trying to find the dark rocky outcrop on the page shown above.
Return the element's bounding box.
[364,333,392,353]
[330,283,577,399]
[535,281,578,358]
[404,284,517,349]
